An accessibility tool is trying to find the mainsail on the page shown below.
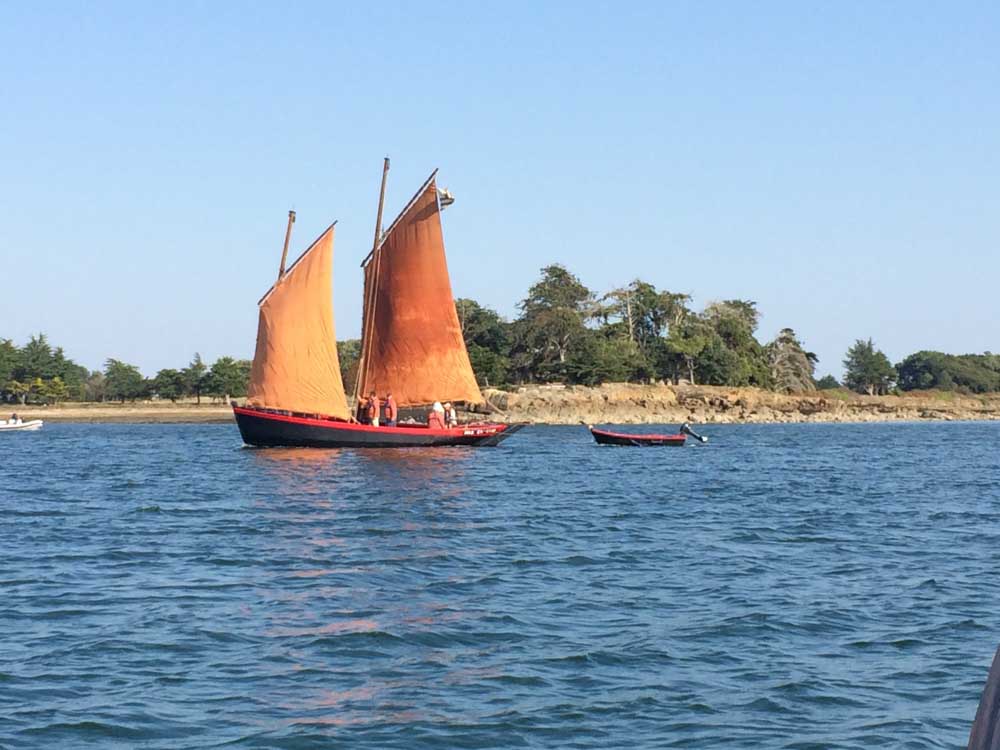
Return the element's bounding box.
[357,173,482,407]
[246,224,351,420]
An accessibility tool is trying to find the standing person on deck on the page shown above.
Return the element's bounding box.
[383,392,397,427]
[443,402,458,428]
[367,391,380,427]
[427,402,446,429]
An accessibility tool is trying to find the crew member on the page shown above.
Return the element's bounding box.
[367,390,380,427]
[356,397,369,424]
[427,402,446,429]
[443,402,458,428]
[383,392,397,427]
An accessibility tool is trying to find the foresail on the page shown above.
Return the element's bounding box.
[358,178,482,407]
[246,224,351,419]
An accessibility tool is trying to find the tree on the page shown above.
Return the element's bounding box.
[5,379,30,405]
[895,351,1000,393]
[663,318,710,384]
[84,371,106,402]
[565,330,645,385]
[815,374,841,389]
[104,359,145,402]
[699,300,771,387]
[40,376,70,404]
[204,357,251,402]
[0,338,17,388]
[51,347,88,399]
[15,333,55,381]
[510,265,593,382]
[183,353,208,404]
[766,328,817,393]
[456,298,511,386]
[843,339,896,395]
[151,368,186,402]
[695,333,745,386]
[337,339,361,395]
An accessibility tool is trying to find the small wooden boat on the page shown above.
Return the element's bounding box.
[589,423,707,447]
[0,419,43,432]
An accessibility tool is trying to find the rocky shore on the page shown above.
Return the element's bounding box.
[10,384,1000,424]
[480,383,1000,425]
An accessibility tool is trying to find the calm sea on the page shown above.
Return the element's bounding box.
[2,422,999,748]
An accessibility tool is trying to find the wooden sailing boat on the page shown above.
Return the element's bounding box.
[232,162,524,448]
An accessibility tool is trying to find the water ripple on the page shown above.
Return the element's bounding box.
[1,421,998,748]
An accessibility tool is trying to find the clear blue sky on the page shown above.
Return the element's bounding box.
[2,2,997,378]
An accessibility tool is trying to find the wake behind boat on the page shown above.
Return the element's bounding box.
[233,159,523,449]
[589,423,707,447]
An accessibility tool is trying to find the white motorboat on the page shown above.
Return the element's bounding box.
[0,419,43,432]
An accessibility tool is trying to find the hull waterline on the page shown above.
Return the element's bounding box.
[234,406,524,448]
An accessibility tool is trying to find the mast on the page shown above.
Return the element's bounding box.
[373,158,390,257]
[355,158,390,401]
[277,210,296,279]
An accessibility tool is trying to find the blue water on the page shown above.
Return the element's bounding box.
[2,422,999,748]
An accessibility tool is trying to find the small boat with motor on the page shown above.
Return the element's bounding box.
[233,159,524,449]
[589,423,707,447]
[0,419,43,432]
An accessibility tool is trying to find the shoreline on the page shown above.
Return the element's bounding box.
[8,384,1000,424]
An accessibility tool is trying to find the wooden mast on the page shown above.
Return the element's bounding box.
[355,158,390,401]
[277,210,296,279]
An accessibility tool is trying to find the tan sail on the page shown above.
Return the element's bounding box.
[246,224,351,420]
[358,176,482,407]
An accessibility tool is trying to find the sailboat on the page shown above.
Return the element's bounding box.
[232,160,525,448]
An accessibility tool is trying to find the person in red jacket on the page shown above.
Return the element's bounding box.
[427,401,446,429]
[383,392,397,427]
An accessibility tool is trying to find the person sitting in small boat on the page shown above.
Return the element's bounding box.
[10,413,20,425]
[367,390,380,427]
[427,402,446,430]
[383,392,397,427]
[443,402,458,428]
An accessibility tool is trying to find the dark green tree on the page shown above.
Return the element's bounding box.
[104,359,146,402]
[895,351,1000,393]
[843,339,896,395]
[337,339,361,395]
[0,339,18,398]
[204,357,251,401]
[510,265,593,382]
[565,330,645,385]
[15,333,55,381]
[815,374,841,389]
[663,317,710,383]
[151,368,186,402]
[183,353,208,404]
[51,347,88,399]
[699,300,771,387]
[456,298,511,386]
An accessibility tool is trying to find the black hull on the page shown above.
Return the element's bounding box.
[590,427,687,447]
[234,407,525,448]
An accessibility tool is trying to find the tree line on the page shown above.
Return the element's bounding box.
[0,335,250,405]
[5,265,999,404]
